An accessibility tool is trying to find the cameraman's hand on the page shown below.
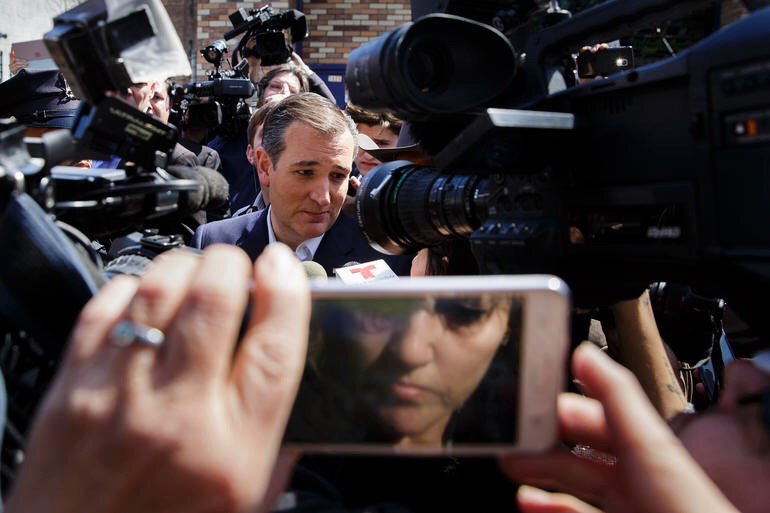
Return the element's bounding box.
[578,44,609,84]
[605,290,688,420]
[499,343,739,513]
[10,57,28,75]
[5,243,310,513]
[247,53,267,83]
[290,51,313,76]
[342,174,361,217]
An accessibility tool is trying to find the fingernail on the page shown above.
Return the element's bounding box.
[261,243,303,276]
[577,341,605,360]
[517,485,552,504]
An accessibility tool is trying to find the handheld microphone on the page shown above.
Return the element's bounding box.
[302,260,328,283]
[335,259,398,284]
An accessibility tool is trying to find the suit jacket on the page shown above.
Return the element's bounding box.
[191,210,413,276]
[179,138,223,173]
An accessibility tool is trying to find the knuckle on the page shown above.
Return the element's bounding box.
[42,388,115,434]
[135,278,171,305]
[186,280,234,313]
[77,300,113,329]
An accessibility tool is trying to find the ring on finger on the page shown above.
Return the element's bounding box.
[109,320,165,348]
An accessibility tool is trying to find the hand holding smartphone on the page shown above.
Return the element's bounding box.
[285,275,570,455]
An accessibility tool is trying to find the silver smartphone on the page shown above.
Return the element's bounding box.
[284,274,571,455]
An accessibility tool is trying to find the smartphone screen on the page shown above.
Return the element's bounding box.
[284,276,569,454]
[577,46,635,78]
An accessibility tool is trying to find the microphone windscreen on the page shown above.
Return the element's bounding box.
[194,165,230,209]
[166,165,230,213]
[302,260,328,282]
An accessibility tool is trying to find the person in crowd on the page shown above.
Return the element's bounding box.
[191,93,413,276]
[140,80,199,170]
[231,101,280,216]
[0,69,82,138]
[257,64,309,106]
[0,68,93,168]
[148,82,224,173]
[147,80,229,224]
[246,47,335,104]
[344,103,402,176]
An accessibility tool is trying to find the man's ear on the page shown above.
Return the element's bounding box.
[246,144,255,166]
[256,146,272,189]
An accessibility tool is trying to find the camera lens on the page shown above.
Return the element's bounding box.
[355,161,489,254]
[346,14,516,119]
[407,40,452,94]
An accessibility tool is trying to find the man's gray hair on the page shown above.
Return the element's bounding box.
[261,92,358,165]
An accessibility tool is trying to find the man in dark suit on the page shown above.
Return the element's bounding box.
[191,93,412,276]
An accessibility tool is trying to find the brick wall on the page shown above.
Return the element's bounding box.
[303,1,411,64]
[190,0,410,78]
[162,0,198,69]
[162,0,750,79]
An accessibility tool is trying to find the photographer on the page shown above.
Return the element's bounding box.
[257,63,309,106]
[149,81,224,173]
[247,47,335,104]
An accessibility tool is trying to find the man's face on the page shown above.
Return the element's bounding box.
[262,72,301,104]
[355,123,399,175]
[125,82,154,114]
[148,84,170,123]
[257,121,355,250]
[670,358,770,513]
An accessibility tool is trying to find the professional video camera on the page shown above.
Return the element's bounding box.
[169,40,256,139]
[348,0,770,338]
[226,5,309,66]
[0,0,226,488]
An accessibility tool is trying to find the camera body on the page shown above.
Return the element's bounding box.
[226,6,308,66]
[348,1,770,336]
[169,66,255,138]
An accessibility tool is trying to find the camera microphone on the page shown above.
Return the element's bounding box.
[302,260,328,283]
[335,259,398,284]
[166,164,230,214]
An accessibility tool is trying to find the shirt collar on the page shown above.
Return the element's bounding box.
[266,205,325,261]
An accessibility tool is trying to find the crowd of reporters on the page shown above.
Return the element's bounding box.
[1,2,770,512]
